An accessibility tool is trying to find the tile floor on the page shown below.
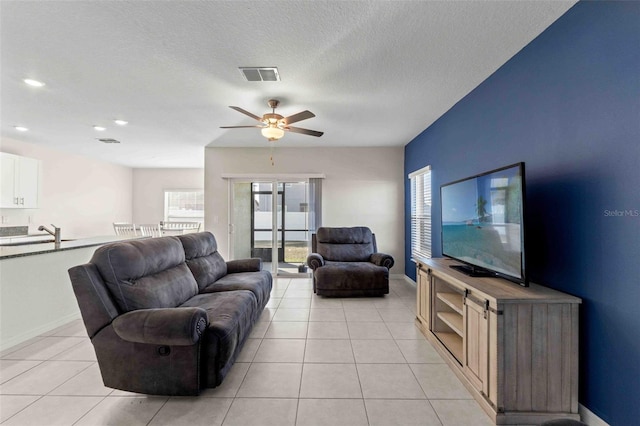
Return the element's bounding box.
[0,277,493,425]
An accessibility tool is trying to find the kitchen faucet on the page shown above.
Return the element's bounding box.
[38,224,61,245]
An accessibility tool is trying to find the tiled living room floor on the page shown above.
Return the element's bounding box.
[0,277,492,425]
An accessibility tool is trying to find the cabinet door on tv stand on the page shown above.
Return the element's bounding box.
[463,295,490,397]
[416,266,431,328]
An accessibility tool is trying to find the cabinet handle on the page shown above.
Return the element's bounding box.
[19,197,24,205]
[14,197,19,205]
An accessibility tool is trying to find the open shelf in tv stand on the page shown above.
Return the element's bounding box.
[415,258,581,425]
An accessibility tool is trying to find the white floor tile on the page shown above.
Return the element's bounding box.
[148,396,232,426]
[304,339,354,363]
[347,322,393,340]
[51,339,97,361]
[0,360,92,395]
[253,339,306,363]
[272,308,310,322]
[48,363,112,396]
[365,399,442,426]
[278,298,312,309]
[0,395,40,423]
[351,339,406,363]
[430,399,494,425]
[3,395,103,426]
[306,322,349,339]
[385,322,425,340]
[74,396,168,426]
[396,339,444,364]
[296,399,369,426]
[300,363,362,398]
[0,360,42,384]
[345,309,383,322]
[377,308,416,323]
[310,297,344,309]
[410,364,473,399]
[357,364,425,399]
[236,363,302,398]
[222,398,297,426]
[309,308,346,322]
[264,321,308,339]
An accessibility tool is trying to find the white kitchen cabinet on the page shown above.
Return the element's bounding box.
[0,152,40,208]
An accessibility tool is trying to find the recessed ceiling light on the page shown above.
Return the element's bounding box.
[93,125,106,131]
[23,79,45,87]
[114,119,128,126]
[14,126,29,132]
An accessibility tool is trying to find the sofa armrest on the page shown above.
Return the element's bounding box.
[307,253,325,270]
[370,252,395,269]
[112,307,208,346]
[226,258,262,273]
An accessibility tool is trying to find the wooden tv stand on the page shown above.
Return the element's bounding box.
[415,258,581,425]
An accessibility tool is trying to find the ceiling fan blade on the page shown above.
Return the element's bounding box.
[229,106,263,122]
[220,125,264,129]
[282,110,315,125]
[285,126,324,137]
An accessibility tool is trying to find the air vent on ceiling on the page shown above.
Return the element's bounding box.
[239,67,280,82]
[97,138,121,144]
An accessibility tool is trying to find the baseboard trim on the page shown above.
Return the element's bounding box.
[579,404,609,426]
[0,311,81,352]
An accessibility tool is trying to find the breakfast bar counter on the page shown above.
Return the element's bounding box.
[0,235,145,260]
[0,235,145,350]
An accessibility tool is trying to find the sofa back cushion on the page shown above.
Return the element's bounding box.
[91,236,198,312]
[178,232,228,291]
[315,227,374,262]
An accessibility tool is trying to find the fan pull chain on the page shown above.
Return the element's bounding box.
[270,142,275,166]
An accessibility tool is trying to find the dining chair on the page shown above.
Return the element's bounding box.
[113,222,138,236]
[138,223,162,237]
[161,221,201,234]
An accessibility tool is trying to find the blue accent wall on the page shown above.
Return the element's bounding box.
[404,2,640,425]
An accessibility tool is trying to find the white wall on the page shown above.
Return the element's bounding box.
[132,168,204,224]
[0,138,132,239]
[205,147,405,273]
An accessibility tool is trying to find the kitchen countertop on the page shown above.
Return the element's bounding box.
[0,235,148,260]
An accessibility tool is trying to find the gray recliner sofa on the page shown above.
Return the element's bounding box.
[307,226,394,297]
[68,232,271,396]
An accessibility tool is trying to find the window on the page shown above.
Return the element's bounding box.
[164,190,204,225]
[409,166,432,260]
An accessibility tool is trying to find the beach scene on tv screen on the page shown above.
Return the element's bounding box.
[442,167,523,278]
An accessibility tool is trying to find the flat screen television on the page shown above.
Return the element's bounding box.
[440,162,527,286]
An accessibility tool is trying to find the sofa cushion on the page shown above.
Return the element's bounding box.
[316,227,374,262]
[178,232,228,291]
[91,237,198,312]
[202,271,272,311]
[180,290,257,384]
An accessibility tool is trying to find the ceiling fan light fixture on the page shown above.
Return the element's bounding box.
[261,126,285,141]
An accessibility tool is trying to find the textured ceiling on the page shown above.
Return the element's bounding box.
[0,1,576,168]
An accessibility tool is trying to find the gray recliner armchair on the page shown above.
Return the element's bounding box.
[307,226,394,297]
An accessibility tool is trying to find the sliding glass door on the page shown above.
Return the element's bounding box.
[230,178,320,276]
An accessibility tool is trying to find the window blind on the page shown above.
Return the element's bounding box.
[409,166,432,260]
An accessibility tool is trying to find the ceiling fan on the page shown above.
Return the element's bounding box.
[221,99,323,141]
